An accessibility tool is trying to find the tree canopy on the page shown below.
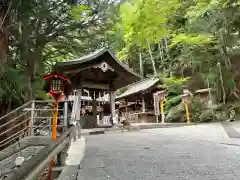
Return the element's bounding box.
[111,0,240,104]
[0,0,119,115]
[1,0,240,116]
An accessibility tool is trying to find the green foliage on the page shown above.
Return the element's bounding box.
[2,0,240,116]
[0,0,119,114]
[69,5,91,20]
[164,95,181,112]
[165,103,185,122]
[169,34,214,48]
[119,0,180,47]
[159,76,189,112]
[191,97,204,120]
[162,76,189,94]
[0,67,26,106]
[115,0,240,103]
[116,86,128,96]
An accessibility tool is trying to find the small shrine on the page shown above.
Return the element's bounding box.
[53,48,141,128]
[195,88,216,108]
[116,77,165,123]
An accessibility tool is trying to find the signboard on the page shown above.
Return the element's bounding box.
[153,93,160,115]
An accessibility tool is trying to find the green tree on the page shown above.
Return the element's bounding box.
[0,0,118,115]
[114,0,240,104]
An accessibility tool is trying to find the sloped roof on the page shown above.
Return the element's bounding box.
[54,48,141,90]
[116,77,160,100]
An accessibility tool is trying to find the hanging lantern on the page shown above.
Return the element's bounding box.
[181,94,189,103]
[51,76,63,93]
[181,89,192,103]
[157,91,165,102]
[43,73,71,101]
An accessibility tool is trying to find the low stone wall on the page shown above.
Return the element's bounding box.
[0,136,52,179]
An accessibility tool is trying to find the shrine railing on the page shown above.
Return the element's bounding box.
[0,100,71,150]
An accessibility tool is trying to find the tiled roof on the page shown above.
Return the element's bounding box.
[116,77,160,100]
[55,48,141,79]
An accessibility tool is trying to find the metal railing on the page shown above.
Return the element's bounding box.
[0,101,32,150]
[0,100,71,150]
[4,126,74,180]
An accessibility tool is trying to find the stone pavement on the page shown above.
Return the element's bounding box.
[81,122,196,135]
[78,129,240,180]
[64,121,240,180]
[221,121,240,138]
[81,122,240,145]
[57,137,86,180]
[141,122,240,145]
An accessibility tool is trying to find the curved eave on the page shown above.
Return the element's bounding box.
[116,78,161,101]
[53,48,141,89]
[55,48,140,77]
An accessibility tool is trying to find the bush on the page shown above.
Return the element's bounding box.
[165,103,185,122]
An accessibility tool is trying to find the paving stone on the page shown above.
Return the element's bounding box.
[79,129,240,180]
[57,165,79,180]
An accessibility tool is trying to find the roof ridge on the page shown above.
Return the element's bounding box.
[57,48,107,65]
[116,76,160,100]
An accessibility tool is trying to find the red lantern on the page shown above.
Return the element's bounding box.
[43,73,70,101]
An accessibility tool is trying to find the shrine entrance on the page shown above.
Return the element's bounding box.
[54,48,140,128]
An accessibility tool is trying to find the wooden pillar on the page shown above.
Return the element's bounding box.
[76,89,82,121]
[87,89,90,106]
[30,100,35,136]
[103,91,106,104]
[98,92,101,106]
[141,95,146,113]
[76,88,82,139]
[109,83,116,125]
[64,99,68,130]
[139,52,144,78]
[92,90,97,127]
[125,99,128,121]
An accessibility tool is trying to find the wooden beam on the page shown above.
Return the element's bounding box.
[82,82,109,90]
[74,80,109,90]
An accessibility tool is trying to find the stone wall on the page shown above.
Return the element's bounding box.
[0,136,52,179]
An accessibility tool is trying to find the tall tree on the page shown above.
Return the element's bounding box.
[113,0,240,102]
[0,0,119,115]
[0,0,10,67]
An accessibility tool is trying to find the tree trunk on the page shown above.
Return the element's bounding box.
[158,41,164,71]
[27,46,42,101]
[147,43,157,76]
[217,62,226,104]
[164,37,169,57]
[139,52,144,78]
[0,2,10,67]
